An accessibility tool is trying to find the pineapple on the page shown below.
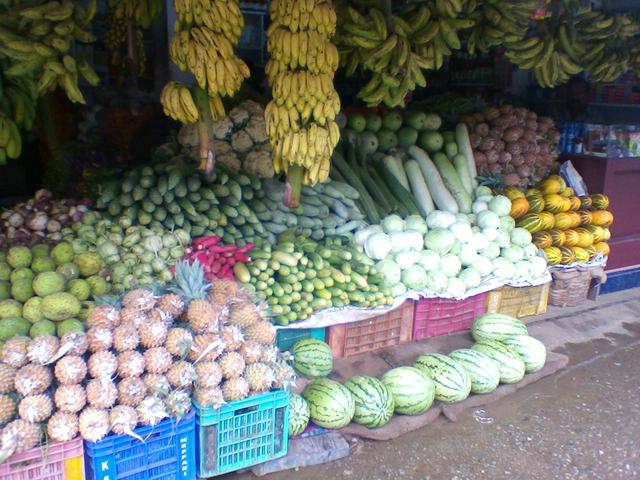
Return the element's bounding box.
[88,351,118,379]
[87,304,121,330]
[54,384,86,413]
[228,301,259,329]
[188,334,225,363]
[221,377,249,402]
[119,308,147,329]
[59,331,89,356]
[118,377,146,407]
[169,261,218,334]
[87,327,114,352]
[136,395,168,426]
[78,408,110,442]
[86,378,118,409]
[26,335,59,365]
[259,344,279,363]
[195,362,222,389]
[218,352,245,379]
[243,321,276,345]
[143,373,171,396]
[166,361,196,389]
[54,355,87,385]
[157,293,185,319]
[117,351,146,378]
[0,419,40,460]
[110,405,138,435]
[209,278,240,304]
[166,389,191,417]
[144,347,172,374]
[0,394,16,425]
[122,288,156,311]
[15,364,52,396]
[193,387,224,408]
[0,363,16,393]
[165,327,194,358]
[113,324,140,352]
[221,325,244,352]
[18,394,53,423]
[244,362,275,393]
[1,336,30,367]
[139,320,168,348]
[186,300,221,334]
[47,412,79,442]
[240,341,262,364]
[270,361,296,389]
[148,308,173,327]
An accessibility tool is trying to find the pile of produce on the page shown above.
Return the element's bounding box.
[508,177,613,265]
[0,191,92,248]
[0,262,293,457]
[182,236,253,282]
[462,104,560,188]
[236,235,392,325]
[0,243,107,340]
[287,313,547,433]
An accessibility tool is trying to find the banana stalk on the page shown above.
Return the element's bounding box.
[192,86,214,174]
[284,164,305,208]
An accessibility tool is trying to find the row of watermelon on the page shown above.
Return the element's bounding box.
[286,312,547,434]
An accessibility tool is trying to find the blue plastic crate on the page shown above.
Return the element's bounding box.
[194,390,289,477]
[276,328,326,352]
[84,410,196,480]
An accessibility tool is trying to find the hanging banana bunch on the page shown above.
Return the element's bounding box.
[0,0,99,164]
[163,0,249,170]
[265,0,341,206]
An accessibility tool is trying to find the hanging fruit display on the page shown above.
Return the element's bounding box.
[265,0,341,207]
[162,0,249,171]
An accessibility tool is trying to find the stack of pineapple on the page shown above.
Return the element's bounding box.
[0,261,293,460]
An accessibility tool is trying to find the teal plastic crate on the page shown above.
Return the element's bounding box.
[276,328,326,352]
[194,390,289,477]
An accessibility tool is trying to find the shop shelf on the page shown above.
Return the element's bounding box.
[413,292,488,340]
[486,283,550,318]
[275,327,326,352]
[0,436,84,480]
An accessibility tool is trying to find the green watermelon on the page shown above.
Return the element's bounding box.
[288,393,310,437]
[414,353,471,403]
[449,348,500,394]
[502,335,546,373]
[290,339,333,378]
[471,313,528,342]
[381,366,435,415]
[472,340,525,384]
[302,378,355,429]
[344,375,394,428]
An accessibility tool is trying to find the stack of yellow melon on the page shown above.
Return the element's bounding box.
[504,175,613,266]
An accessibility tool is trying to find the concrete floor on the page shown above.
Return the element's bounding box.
[232,289,640,480]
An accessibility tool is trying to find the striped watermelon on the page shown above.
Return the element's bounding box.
[291,339,333,378]
[381,366,435,415]
[502,335,547,373]
[471,313,528,342]
[414,353,471,403]
[449,348,500,394]
[288,393,310,437]
[302,378,355,429]
[472,340,525,384]
[344,375,394,428]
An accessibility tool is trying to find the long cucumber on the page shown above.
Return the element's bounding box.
[432,152,472,213]
[404,160,435,216]
[383,155,411,190]
[354,163,392,214]
[452,153,473,194]
[455,123,478,189]
[408,145,459,213]
[333,151,381,223]
[377,162,421,216]
[367,164,407,216]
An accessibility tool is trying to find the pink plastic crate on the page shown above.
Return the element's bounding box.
[0,437,84,480]
[412,292,488,340]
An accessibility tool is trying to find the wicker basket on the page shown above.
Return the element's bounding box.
[549,266,607,307]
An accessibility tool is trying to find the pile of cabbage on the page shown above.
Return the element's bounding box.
[354,186,547,298]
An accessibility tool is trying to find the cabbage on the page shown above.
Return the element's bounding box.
[425,271,449,293]
[405,215,428,234]
[364,232,392,260]
[472,256,493,277]
[492,257,516,279]
[475,194,493,203]
[440,254,462,277]
[455,213,472,224]
[382,214,405,234]
[355,225,383,247]
[510,228,533,248]
[474,186,492,198]
[488,195,512,216]
[530,256,548,276]
[479,242,501,260]
[424,228,455,254]
[469,232,490,251]
[395,251,421,269]
[449,222,473,243]
[447,277,467,298]
[514,260,531,278]
[523,243,538,258]
[426,210,456,229]
[450,240,462,255]
[499,216,516,232]
[401,264,428,290]
[477,210,500,230]
[376,259,401,286]
[458,267,482,289]
[472,200,488,215]
[501,245,525,262]
[494,229,511,248]
[458,244,479,266]
[391,283,408,297]
[419,250,440,271]
[390,230,424,254]
[482,227,498,241]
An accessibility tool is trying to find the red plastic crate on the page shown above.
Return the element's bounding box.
[0,436,84,480]
[412,292,488,340]
[326,300,414,358]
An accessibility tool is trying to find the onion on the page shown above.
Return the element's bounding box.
[34,189,53,203]
[499,152,513,164]
[488,163,502,174]
[503,173,521,186]
[7,212,24,228]
[46,219,62,232]
[475,122,489,136]
[26,212,48,231]
[517,165,532,178]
